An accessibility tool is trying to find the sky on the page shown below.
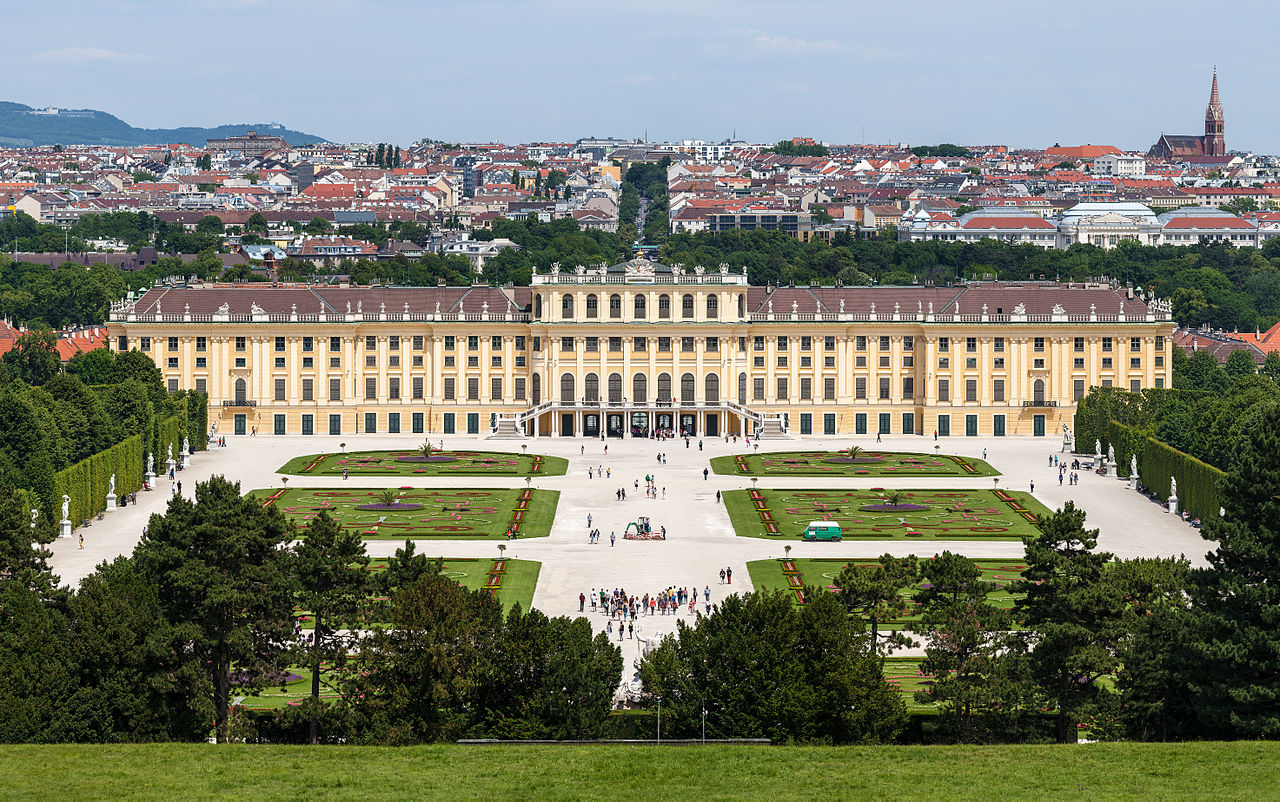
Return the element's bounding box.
[6,0,1279,151]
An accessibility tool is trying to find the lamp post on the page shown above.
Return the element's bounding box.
[498,543,506,559]
[784,544,791,561]
[993,477,999,490]
[702,700,707,745]
[657,697,661,745]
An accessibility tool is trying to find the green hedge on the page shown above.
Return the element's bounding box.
[50,433,145,527]
[1088,419,1225,523]
[1140,438,1225,523]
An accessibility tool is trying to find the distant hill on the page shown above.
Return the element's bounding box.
[0,101,328,147]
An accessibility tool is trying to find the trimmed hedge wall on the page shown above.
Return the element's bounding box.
[1141,438,1225,523]
[1087,419,1225,523]
[50,433,145,527]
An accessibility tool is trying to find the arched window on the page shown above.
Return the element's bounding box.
[681,294,695,319]
[681,372,695,403]
[609,294,622,319]
[738,294,745,318]
[1034,379,1045,404]
[561,294,574,318]
[235,377,247,404]
[560,372,575,401]
[532,373,541,404]
[634,295,646,319]
[584,372,599,402]
[657,372,672,402]
[585,294,598,318]
[658,294,671,319]
[705,373,719,402]
[706,295,719,319]
[633,373,648,403]
[737,372,747,404]
[534,294,543,318]
[608,372,622,403]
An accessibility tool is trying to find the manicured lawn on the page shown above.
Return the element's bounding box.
[745,557,1024,627]
[4,742,1279,799]
[249,487,559,540]
[724,488,1048,540]
[710,449,998,477]
[276,449,568,477]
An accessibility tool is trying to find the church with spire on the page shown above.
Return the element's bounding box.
[1149,69,1227,159]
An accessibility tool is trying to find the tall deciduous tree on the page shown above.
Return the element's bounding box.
[1015,502,1124,743]
[293,510,369,744]
[1188,402,1280,737]
[134,475,296,743]
[3,330,61,386]
[638,590,905,744]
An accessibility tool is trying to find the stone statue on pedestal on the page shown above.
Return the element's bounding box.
[61,495,70,522]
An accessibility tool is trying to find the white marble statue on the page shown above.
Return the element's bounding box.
[167,444,173,463]
[1108,444,1115,465]
[147,453,154,475]
[183,436,190,455]
[1095,439,1102,457]
[1130,454,1138,478]
[61,494,70,522]
[109,474,115,495]
[1170,476,1177,497]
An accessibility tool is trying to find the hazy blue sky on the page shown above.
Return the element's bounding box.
[7,0,1275,150]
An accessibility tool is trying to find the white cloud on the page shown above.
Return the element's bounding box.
[33,47,150,64]
[745,29,840,54]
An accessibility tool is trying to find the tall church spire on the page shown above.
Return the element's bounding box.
[1204,68,1225,156]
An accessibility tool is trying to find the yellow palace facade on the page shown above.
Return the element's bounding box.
[106,258,1174,441]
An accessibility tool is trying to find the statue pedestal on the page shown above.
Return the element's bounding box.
[59,518,72,539]
[1128,476,1138,491]
[165,459,176,477]
[106,493,117,512]
[1168,496,1179,516]
[145,472,156,489]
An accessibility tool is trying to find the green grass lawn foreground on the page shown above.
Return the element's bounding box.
[710,449,998,477]
[277,448,569,477]
[249,487,559,540]
[745,557,1024,625]
[724,488,1048,540]
[3,742,1278,800]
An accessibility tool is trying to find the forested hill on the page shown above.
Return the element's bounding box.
[0,101,326,147]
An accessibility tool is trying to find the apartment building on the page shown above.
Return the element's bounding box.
[106,257,1174,440]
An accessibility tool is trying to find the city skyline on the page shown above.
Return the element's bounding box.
[5,0,1275,151]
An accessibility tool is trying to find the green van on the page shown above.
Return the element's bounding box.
[802,521,842,542]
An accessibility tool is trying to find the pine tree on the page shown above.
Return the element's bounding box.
[1015,501,1125,743]
[1188,402,1280,737]
[376,143,385,168]
[294,510,369,744]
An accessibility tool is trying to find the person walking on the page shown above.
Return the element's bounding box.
[590,590,597,611]
[719,568,726,584]
[715,490,721,502]
[587,513,593,528]
[78,532,84,550]
[703,468,709,481]
[726,566,732,584]
[579,592,586,612]
[1030,480,1035,494]
[628,622,634,639]
[610,531,616,547]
